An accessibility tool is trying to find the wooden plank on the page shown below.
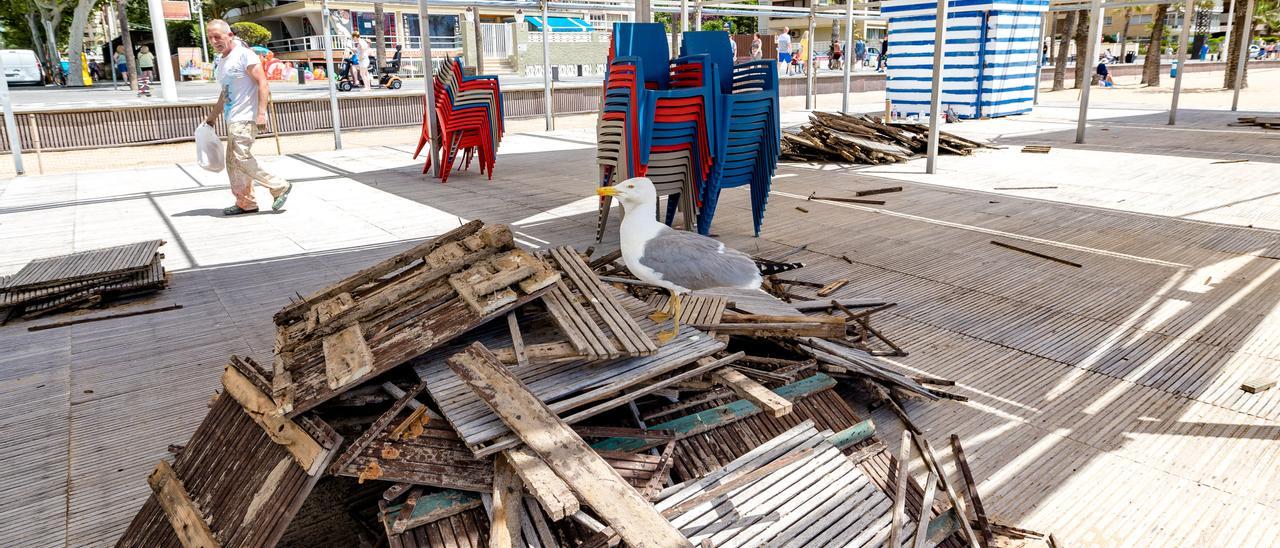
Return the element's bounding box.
[384,489,483,535]
[951,434,994,546]
[322,324,375,390]
[146,460,219,548]
[915,436,981,548]
[1241,378,1275,394]
[990,240,1083,268]
[888,430,912,548]
[825,419,876,450]
[445,343,691,548]
[490,455,525,548]
[503,447,580,521]
[911,471,938,548]
[220,365,325,475]
[712,368,794,418]
[507,312,529,367]
[590,374,837,453]
[273,220,484,324]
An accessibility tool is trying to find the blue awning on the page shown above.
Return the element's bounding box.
[527,16,592,32]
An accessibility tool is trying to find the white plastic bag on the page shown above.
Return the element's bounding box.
[195,123,225,172]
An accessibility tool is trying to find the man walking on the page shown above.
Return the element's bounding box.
[777,27,792,75]
[203,19,292,216]
[353,32,372,91]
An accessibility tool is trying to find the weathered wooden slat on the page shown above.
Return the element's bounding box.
[504,447,580,521]
[146,461,219,548]
[220,365,326,476]
[445,343,691,548]
[712,368,794,418]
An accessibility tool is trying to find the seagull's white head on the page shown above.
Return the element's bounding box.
[595,177,657,213]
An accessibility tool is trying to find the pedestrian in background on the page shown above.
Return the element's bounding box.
[751,33,762,60]
[115,45,129,84]
[777,27,792,75]
[877,37,888,71]
[136,45,155,97]
[352,32,372,91]
[203,19,293,216]
[855,36,867,70]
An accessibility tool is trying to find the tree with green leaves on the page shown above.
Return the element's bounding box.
[230,21,269,46]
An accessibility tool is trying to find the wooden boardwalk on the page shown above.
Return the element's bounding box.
[2,108,1279,546]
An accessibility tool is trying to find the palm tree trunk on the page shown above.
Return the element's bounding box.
[374,3,387,72]
[1120,18,1131,61]
[1224,0,1251,88]
[1053,12,1078,91]
[1141,4,1169,86]
[1073,10,1090,89]
[118,0,139,92]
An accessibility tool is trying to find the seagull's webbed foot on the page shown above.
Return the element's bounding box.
[654,291,682,345]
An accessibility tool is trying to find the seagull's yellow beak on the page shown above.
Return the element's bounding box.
[596,186,619,197]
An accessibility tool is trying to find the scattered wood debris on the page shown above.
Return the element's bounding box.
[808,192,887,205]
[1021,145,1052,154]
[115,221,1034,548]
[781,112,992,164]
[26,303,182,331]
[1211,159,1250,164]
[1241,378,1275,394]
[0,239,168,321]
[856,186,902,197]
[990,240,1083,268]
[994,186,1058,190]
[1233,116,1280,129]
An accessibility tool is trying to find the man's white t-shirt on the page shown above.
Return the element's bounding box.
[778,33,791,54]
[215,44,261,123]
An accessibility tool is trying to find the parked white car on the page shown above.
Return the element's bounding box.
[1,49,44,85]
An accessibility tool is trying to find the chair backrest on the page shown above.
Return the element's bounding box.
[680,31,734,94]
[612,23,669,89]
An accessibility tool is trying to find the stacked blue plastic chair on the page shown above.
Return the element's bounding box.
[680,31,780,237]
[596,23,719,241]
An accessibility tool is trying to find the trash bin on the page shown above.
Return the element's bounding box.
[551,65,560,81]
[1170,60,1178,78]
[1125,51,1136,63]
[298,65,306,85]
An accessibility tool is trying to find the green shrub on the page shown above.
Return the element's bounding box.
[230,22,271,47]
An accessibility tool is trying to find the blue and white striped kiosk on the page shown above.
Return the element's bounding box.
[882,0,1048,119]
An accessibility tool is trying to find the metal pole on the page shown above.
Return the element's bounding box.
[105,9,119,91]
[1074,0,1103,143]
[805,6,815,109]
[146,0,179,101]
[924,0,947,174]
[1231,0,1254,110]
[678,0,688,54]
[841,1,853,112]
[1033,11,1046,105]
[1168,1,1194,125]
[0,53,24,175]
[195,3,209,64]
[419,0,439,174]
[541,0,553,130]
[321,0,343,150]
[636,0,651,23]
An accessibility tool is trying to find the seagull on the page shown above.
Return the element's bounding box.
[597,177,801,343]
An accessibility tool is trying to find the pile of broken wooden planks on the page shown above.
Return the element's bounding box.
[0,239,168,322]
[781,112,992,165]
[1232,116,1280,130]
[116,220,1038,548]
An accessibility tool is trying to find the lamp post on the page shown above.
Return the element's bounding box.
[322,0,343,149]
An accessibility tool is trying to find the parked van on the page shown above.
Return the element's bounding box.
[1,49,44,86]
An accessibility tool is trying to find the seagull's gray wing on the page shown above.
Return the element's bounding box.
[638,227,762,291]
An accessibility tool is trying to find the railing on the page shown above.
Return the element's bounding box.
[266,35,462,53]
[528,31,603,43]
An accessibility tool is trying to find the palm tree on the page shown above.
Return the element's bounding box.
[1072,9,1090,89]
[1118,6,1137,62]
[203,0,273,21]
[1141,3,1170,86]
[1052,12,1078,91]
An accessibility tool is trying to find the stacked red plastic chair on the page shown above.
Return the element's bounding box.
[414,57,505,182]
[595,23,719,241]
[596,24,779,239]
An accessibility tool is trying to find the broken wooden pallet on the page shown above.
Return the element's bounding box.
[271,222,561,417]
[0,240,167,319]
[117,357,343,548]
[418,286,726,458]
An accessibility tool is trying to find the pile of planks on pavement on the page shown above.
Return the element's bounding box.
[0,239,167,322]
[1233,116,1280,130]
[781,112,992,165]
[116,220,1034,548]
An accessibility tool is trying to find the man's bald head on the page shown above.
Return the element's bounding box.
[206,19,236,55]
[207,19,231,33]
